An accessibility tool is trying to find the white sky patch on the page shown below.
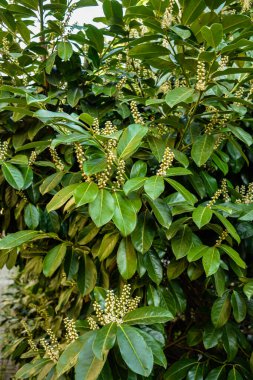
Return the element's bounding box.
[71,4,104,26]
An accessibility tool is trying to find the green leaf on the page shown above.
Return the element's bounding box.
[164,359,197,380]
[203,325,222,349]
[148,135,167,162]
[191,135,215,167]
[43,243,67,277]
[205,366,226,380]
[15,359,52,379]
[227,368,243,380]
[24,204,40,229]
[187,245,208,262]
[192,206,212,228]
[117,237,137,280]
[144,175,164,200]
[83,156,107,175]
[128,43,169,59]
[231,291,246,323]
[75,331,106,380]
[89,189,115,227]
[145,250,163,285]
[46,184,78,213]
[74,182,99,207]
[182,0,206,24]
[86,24,104,53]
[116,325,153,376]
[213,212,241,244]
[103,0,123,25]
[172,226,192,259]
[211,293,231,328]
[77,255,97,295]
[201,23,223,48]
[137,329,167,368]
[92,323,117,360]
[0,230,42,250]
[112,193,137,236]
[228,125,253,147]
[165,87,195,108]
[57,41,73,61]
[2,162,24,190]
[123,177,147,195]
[147,197,172,228]
[131,211,155,254]
[167,259,187,280]
[67,87,83,107]
[222,14,250,32]
[39,172,64,195]
[117,124,148,159]
[57,334,91,377]
[219,245,246,269]
[97,232,120,261]
[202,247,220,277]
[166,178,197,205]
[123,306,173,325]
[243,280,253,300]
[167,167,192,177]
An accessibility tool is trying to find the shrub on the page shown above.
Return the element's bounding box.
[0,0,253,378]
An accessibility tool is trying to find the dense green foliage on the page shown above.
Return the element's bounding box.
[0,0,253,378]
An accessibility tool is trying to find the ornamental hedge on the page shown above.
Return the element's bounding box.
[0,0,253,379]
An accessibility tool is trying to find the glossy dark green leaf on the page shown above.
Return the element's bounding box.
[117,124,148,159]
[117,237,137,279]
[147,197,172,228]
[89,189,115,227]
[191,135,215,167]
[74,182,99,206]
[202,247,220,277]
[92,323,117,360]
[116,325,153,376]
[137,329,167,368]
[165,87,195,108]
[213,212,240,244]
[129,43,169,59]
[227,368,243,380]
[164,359,197,380]
[166,178,197,205]
[211,293,231,328]
[24,204,40,229]
[203,325,222,349]
[145,250,163,285]
[58,41,73,61]
[144,175,164,200]
[57,334,90,377]
[231,291,246,323]
[192,206,212,229]
[67,87,83,107]
[75,331,106,380]
[123,177,147,195]
[219,245,246,269]
[167,259,187,280]
[112,193,137,236]
[2,162,24,190]
[205,366,226,380]
[131,211,155,254]
[172,225,192,259]
[201,23,223,48]
[86,24,104,53]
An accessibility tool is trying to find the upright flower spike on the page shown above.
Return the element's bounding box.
[215,230,228,247]
[28,151,37,166]
[40,338,59,362]
[130,101,145,125]
[161,0,175,29]
[21,320,38,352]
[156,147,175,176]
[92,118,100,135]
[206,189,222,208]
[49,147,65,171]
[64,317,78,342]
[0,141,8,161]
[88,285,141,329]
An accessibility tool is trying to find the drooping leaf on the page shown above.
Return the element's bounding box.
[2,162,24,190]
[202,247,220,277]
[0,230,42,250]
[164,359,197,380]
[192,206,212,229]
[57,41,73,61]
[74,182,99,206]
[131,211,155,254]
[124,306,174,325]
[46,184,78,213]
[116,325,153,377]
